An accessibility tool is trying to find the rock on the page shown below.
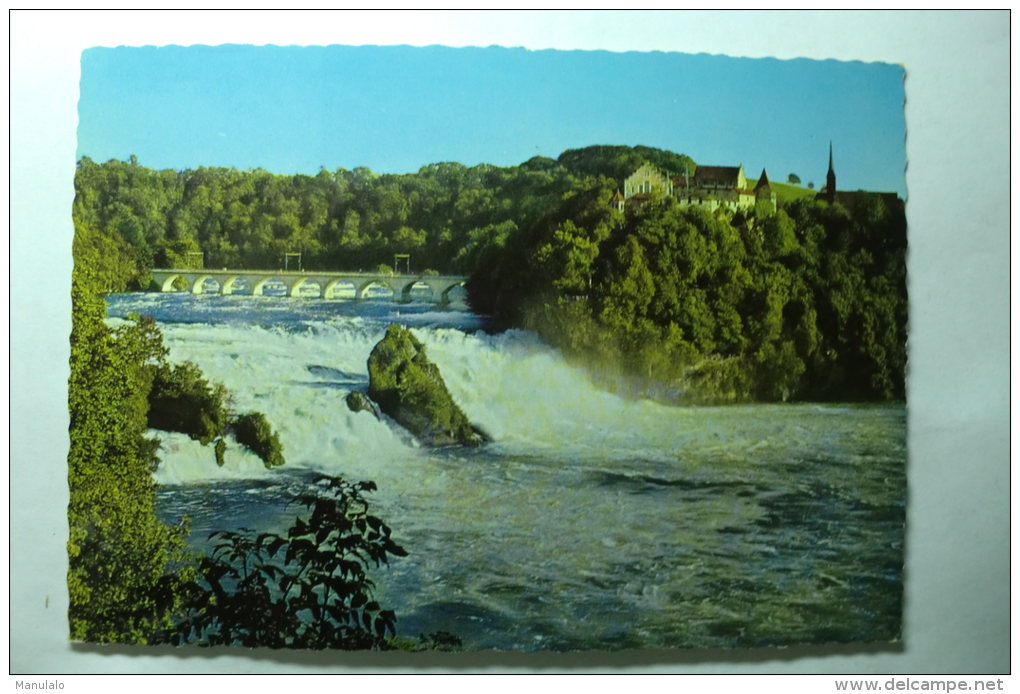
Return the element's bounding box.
[230,412,286,468]
[214,438,227,467]
[345,390,381,420]
[367,324,484,446]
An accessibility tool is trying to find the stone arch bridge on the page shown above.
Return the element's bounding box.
[150,268,468,303]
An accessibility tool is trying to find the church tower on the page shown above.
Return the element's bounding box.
[825,142,837,204]
[755,168,777,213]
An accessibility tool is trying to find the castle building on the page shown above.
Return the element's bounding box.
[621,161,776,213]
[674,165,756,211]
[623,163,674,200]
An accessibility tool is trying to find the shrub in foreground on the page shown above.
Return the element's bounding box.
[168,475,407,649]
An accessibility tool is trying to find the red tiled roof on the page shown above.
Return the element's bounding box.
[694,165,742,184]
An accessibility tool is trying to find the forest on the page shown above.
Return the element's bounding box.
[469,180,907,403]
[73,144,906,403]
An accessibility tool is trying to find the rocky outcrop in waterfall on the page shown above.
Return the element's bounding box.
[367,324,486,446]
[345,390,381,420]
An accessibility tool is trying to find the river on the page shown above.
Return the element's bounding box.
[107,291,906,651]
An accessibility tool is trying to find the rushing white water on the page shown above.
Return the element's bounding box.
[108,292,906,651]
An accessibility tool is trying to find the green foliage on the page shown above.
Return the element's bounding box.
[452,220,517,274]
[67,236,193,643]
[73,152,583,277]
[74,156,181,285]
[156,238,203,269]
[787,173,801,184]
[557,144,696,182]
[169,475,407,649]
[471,179,906,403]
[68,219,291,642]
[148,361,231,446]
[72,218,149,293]
[230,412,286,468]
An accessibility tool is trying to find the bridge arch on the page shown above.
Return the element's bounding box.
[397,280,425,302]
[323,278,357,299]
[158,274,188,292]
[220,275,247,295]
[439,281,467,303]
[252,277,289,296]
[356,279,394,300]
[191,275,222,295]
[290,277,324,298]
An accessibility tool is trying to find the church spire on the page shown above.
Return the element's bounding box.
[825,141,837,204]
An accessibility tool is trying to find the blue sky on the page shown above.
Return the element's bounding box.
[78,44,906,195]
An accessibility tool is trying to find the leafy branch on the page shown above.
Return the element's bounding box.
[168,474,407,650]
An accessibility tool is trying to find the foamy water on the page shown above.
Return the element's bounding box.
[108,292,906,651]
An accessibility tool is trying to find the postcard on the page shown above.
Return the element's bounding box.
[68,43,907,652]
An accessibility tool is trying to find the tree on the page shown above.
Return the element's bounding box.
[67,247,193,643]
[72,220,148,292]
[155,238,203,269]
[557,144,696,182]
[534,221,600,295]
[68,228,292,643]
[148,360,231,446]
[787,173,801,185]
[598,235,655,329]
